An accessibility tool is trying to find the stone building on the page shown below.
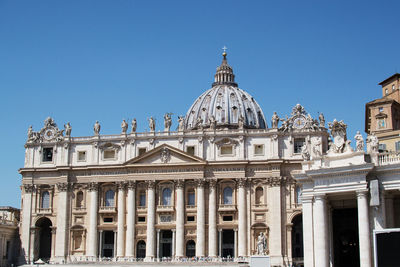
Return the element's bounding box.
[365,73,400,152]
[19,52,330,266]
[0,206,20,267]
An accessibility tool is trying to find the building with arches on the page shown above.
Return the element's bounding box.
[19,52,332,266]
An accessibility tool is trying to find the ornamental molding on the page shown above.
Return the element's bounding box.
[215,138,239,148]
[127,181,137,189]
[23,184,35,193]
[26,117,65,144]
[160,147,171,163]
[98,142,121,152]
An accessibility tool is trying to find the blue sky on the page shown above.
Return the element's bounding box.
[0,0,399,207]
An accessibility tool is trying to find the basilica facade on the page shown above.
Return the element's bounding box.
[19,53,330,266]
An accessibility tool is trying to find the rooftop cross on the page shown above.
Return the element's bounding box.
[222,46,227,54]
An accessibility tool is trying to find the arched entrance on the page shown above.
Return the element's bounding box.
[186,240,195,257]
[35,217,52,261]
[136,240,146,259]
[291,214,304,264]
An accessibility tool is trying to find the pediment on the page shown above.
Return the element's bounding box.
[124,144,206,165]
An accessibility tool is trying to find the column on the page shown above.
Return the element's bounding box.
[145,181,156,260]
[172,229,176,258]
[117,182,126,258]
[156,229,161,260]
[237,178,247,257]
[234,229,238,258]
[87,183,99,258]
[113,231,117,257]
[98,231,103,258]
[175,180,185,258]
[196,179,205,257]
[55,183,69,262]
[50,227,56,260]
[313,194,329,267]
[302,196,314,267]
[357,190,372,267]
[269,178,283,265]
[21,185,34,263]
[218,229,222,257]
[125,181,136,257]
[208,179,218,257]
[386,195,394,228]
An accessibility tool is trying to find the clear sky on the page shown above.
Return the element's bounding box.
[0,0,399,207]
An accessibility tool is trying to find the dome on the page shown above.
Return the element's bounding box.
[184,53,267,130]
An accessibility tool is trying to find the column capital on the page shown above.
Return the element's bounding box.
[196,178,206,188]
[87,182,99,192]
[301,195,314,203]
[236,178,248,188]
[146,180,156,189]
[116,181,127,191]
[23,184,35,193]
[209,179,218,188]
[314,193,326,201]
[127,181,136,190]
[218,228,222,232]
[156,228,161,233]
[175,179,185,189]
[56,182,70,192]
[356,189,369,198]
[171,229,176,233]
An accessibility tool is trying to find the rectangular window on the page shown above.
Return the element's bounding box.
[188,191,195,206]
[160,215,172,222]
[78,151,86,161]
[187,216,195,222]
[220,145,233,155]
[42,148,53,162]
[138,148,147,156]
[379,143,387,152]
[103,217,113,223]
[396,142,400,153]
[378,119,386,129]
[223,215,233,221]
[104,150,115,159]
[254,144,264,155]
[138,216,146,222]
[186,146,195,156]
[379,107,384,113]
[139,193,146,207]
[294,138,305,154]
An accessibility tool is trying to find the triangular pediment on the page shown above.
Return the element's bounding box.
[124,144,206,166]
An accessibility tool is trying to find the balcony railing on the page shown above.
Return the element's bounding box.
[157,205,174,212]
[99,206,116,213]
[73,207,86,213]
[378,152,400,166]
[37,208,52,214]
[218,204,236,211]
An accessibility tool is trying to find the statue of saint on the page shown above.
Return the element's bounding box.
[121,119,128,134]
[319,113,325,128]
[196,117,203,130]
[164,113,172,132]
[257,232,267,255]
[238,115,244,129]
[94,121,101,135]
[209,115,216,130]
[301,145,310,161]
[27,126,33,141]
[354,131,364,152]
[149,117,156,132]
[178,116,185,132]
[271,112,279,129]
[64,122,72,137]
[367,133,379,153]
[131,118,137,133]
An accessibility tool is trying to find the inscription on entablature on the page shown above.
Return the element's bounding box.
[314,176,359,186]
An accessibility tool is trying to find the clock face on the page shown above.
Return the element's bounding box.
[44,128,55,140]
[293,116,306,129]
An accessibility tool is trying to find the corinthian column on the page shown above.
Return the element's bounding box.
[175,180,185,258]
[237,178,247,257]
[117,182,126,258]
[145,180,156,261]
[196,179,205,257]
[313,194,329,267]
[208,179,218,257]
[55,183,70,262]
[125,181,136,257]
[87,182,99,258]
[357,190,372,267]
[302,196,314,267]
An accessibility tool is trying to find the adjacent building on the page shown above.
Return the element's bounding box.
[0,206,20,267]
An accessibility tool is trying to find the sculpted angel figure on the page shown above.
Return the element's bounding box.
[178,116,185,132]
[271,112,279,129]
[121,119,128,134]
[93,121,101,135]
[354,131,364,152]
[149,117,156,132]
[131,118,137,133]
[64,122,72,137]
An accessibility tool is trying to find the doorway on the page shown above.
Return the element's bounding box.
[35,217,52,260]
[160,230,172,258]
[332,208,360,267]
[222,229,234,258]
[136,240,146,259]
[102,231,114,258]
[186,240,195,257]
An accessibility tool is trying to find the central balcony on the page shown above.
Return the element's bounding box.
[218,204,236,212]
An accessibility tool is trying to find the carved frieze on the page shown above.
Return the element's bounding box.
[215,138,239,147]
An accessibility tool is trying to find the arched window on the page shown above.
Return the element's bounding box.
[186,240,196,257]
[223,187,233,204]
[105,190,115,207]
[136,240,146,259]
[255,187,263,205]
[41,191,50,209]
[76,191,84,208]
[162,188,172,206]
[188,189,195,206]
